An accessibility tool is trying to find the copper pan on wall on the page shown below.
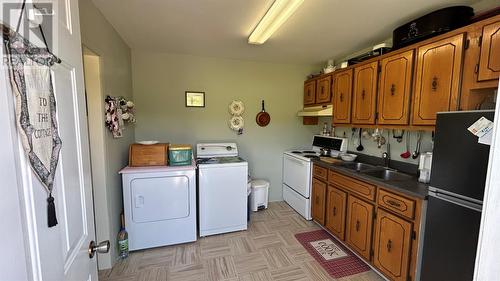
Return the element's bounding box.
[256,100,270,127]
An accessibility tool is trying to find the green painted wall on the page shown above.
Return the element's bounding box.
[79,0,134,269]
[132,51,320,201]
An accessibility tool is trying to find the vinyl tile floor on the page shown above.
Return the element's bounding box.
[98,202,385,281]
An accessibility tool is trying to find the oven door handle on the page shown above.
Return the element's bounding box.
[285,155,306,166]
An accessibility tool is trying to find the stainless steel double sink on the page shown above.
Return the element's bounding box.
[339,162,413,182]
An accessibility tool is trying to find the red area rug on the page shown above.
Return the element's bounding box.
[295,229,370,278]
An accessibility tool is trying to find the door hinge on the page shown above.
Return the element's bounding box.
[370,249,374,259]
[375,112,379,121]
[373,211,377,220]
[478,35,483,46]
[411,230,417,240]
[464,39,470,49]
[475,63,479,74]
[377,65,381,73]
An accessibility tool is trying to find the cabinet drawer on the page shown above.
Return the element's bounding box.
[377,189,415,220]
[313,165,328,181]
[329,171,376,201]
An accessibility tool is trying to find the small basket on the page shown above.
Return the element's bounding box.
[169,144,192,166]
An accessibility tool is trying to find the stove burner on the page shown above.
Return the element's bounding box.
[302,150,316,154]
[291,151,302,154]
[304,155,320,159]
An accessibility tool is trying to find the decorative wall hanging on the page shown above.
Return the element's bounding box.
[229,100,245,115]
[229,116,244,131]
[3,24,62,227]
[105,96,136,138]
[256,100,271,127]
[228,100,245,135]
[185,91,205,107]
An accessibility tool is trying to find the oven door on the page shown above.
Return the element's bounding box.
[283,154,311,198]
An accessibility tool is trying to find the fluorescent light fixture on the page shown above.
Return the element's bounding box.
[248,0,304,45]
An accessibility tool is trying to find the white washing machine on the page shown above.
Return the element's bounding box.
[197,143,248,237]
[119,164,197,251]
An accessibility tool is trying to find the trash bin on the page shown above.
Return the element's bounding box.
[250,179,269,212]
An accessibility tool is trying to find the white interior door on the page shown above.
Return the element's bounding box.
[0,0,98,280]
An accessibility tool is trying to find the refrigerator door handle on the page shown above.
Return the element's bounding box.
[430,191,482,212]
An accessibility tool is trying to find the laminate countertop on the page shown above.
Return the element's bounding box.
[311,158,429,199]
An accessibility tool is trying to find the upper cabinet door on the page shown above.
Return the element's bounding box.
[316,75,332,104]
[478,19,500,81]
[352,61,379,124]
[332,69,353,124]
[304,80,316,105]
[378,50,414,125]
[412,34,465,125]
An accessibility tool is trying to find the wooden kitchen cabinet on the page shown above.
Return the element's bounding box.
[312,178,327,225]
[478,19,500,81]
[316,75,332,104]
[373,209,413,281]
[352,61,379,124]
[378,50,414,125]
[332,69,353,124]
[304,79,316,105]
[325,186,347,240]
[345,195,374,260]
[412,33,465,125]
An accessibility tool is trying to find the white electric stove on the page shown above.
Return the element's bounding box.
[282,135,348,220]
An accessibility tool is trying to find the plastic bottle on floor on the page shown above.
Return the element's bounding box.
[117,212,129,259]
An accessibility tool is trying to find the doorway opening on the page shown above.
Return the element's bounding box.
[82,46,113,269]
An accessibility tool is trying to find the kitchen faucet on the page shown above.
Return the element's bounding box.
[382,142,391,168]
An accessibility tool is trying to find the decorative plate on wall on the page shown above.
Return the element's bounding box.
[229,116,244,131]
[229,100,245,116]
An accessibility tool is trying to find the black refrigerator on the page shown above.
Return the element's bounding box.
[420,110,494,281]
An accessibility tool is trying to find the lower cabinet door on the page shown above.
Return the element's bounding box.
[312,178,327,225]
[373,209,413,281]
[325,186,347,240]
[346,195,374,260]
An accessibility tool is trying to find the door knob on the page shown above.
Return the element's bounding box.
[88,240,110,258]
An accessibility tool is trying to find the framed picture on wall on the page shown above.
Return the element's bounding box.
[185,91,205,107]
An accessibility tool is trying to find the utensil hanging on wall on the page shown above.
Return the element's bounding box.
[412,131,422,159]
[356,128,364,151]
[256,100,270,127]
[400,131,411,159]
[393,130,404,143]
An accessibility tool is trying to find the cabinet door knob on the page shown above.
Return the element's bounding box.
[431,76,438,91]
[355,220,360,232]
[387,239,392,252]
[361,90,366,100]
[340,93,344,102]
[333,206,337,216]
[390,84,396,96]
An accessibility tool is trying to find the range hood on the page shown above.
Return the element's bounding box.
[297,105,332,117]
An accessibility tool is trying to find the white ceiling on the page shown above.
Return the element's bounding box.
[91,0,491,65]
